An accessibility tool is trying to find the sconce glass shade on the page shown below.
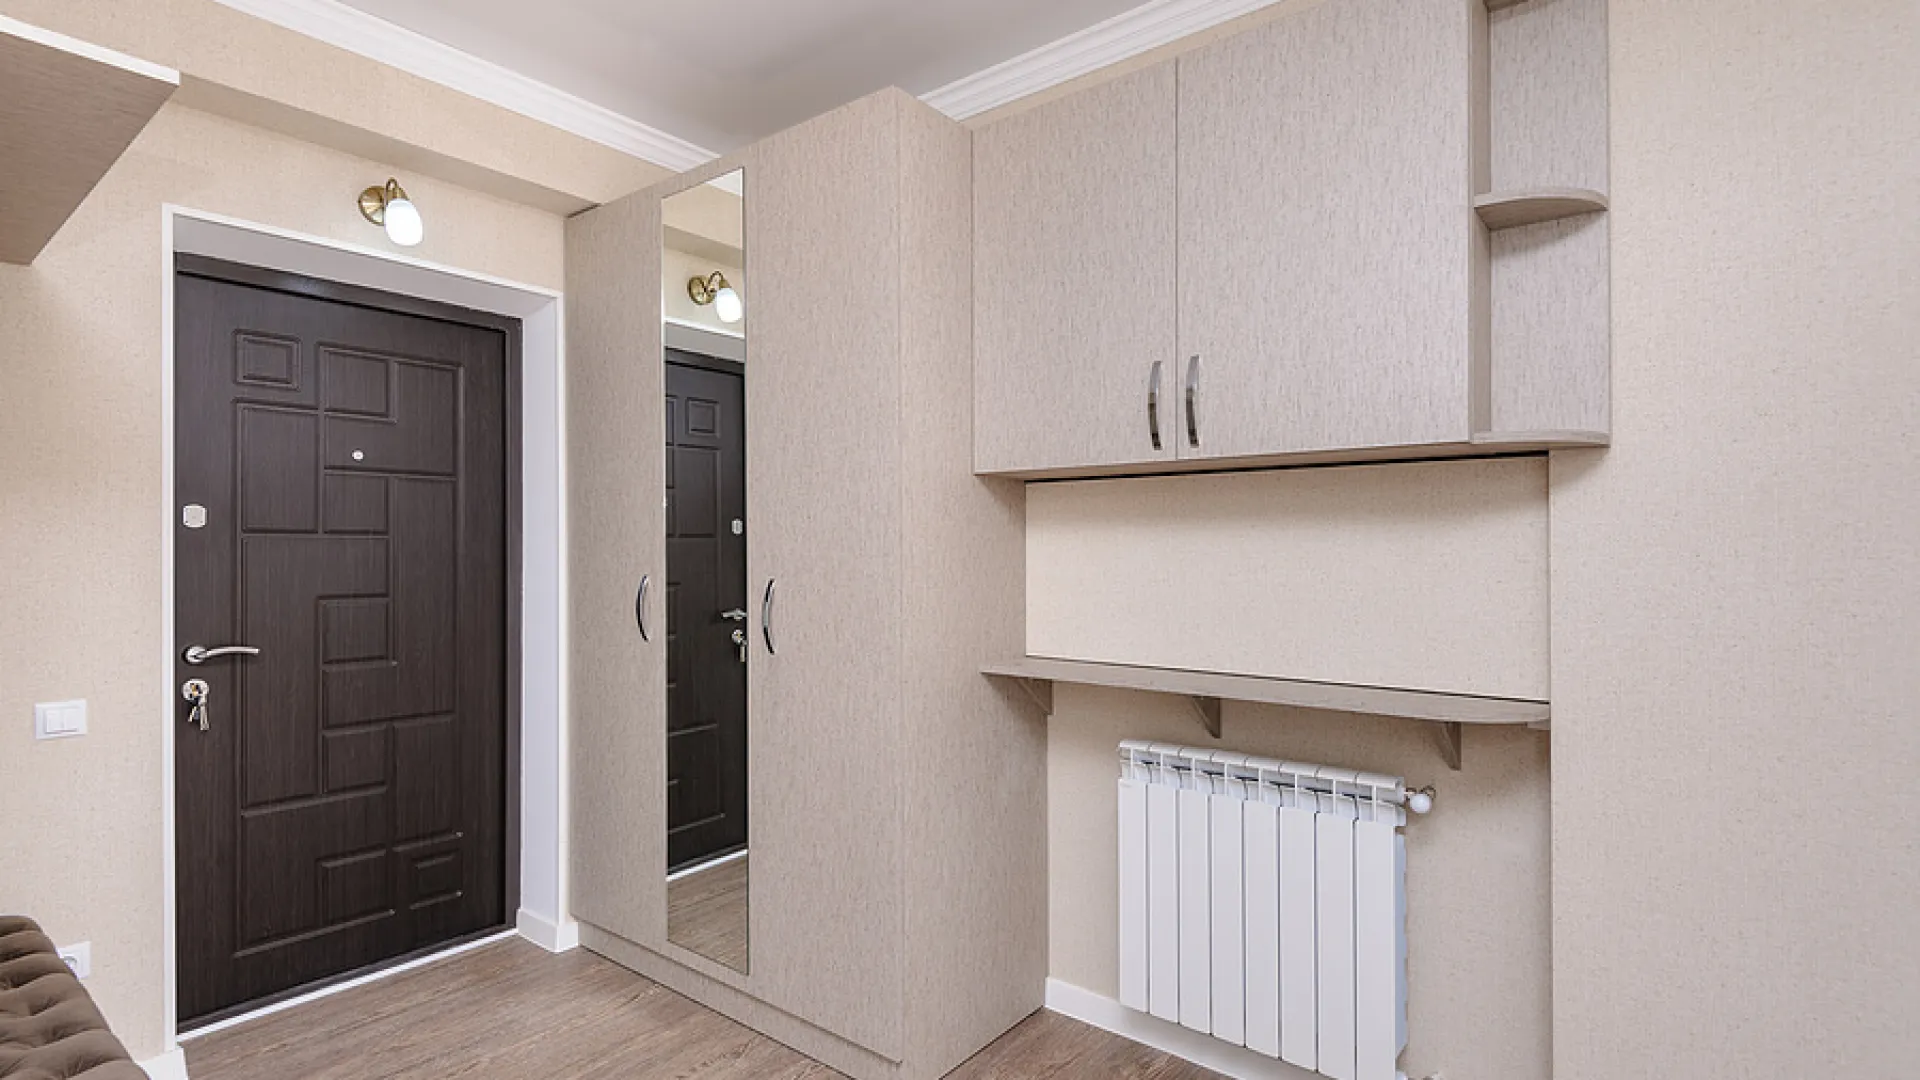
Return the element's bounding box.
[359,178,424,247]
[382,196,424,247]
[690,271,744,324]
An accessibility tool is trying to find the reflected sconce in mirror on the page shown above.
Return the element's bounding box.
[689,270,744,324]
[358,178,424,247]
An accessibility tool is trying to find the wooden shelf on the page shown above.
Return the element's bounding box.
[984,657,1549,770]
[1474,187,1608,230]
[1,15,178,265]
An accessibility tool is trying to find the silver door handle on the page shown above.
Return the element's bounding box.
[761,579,777,655]
[182,644,260,665]
[635,575,652,642]
[1185,354,1201,449]
[720,609,748,622]
[1147,360,1163,450]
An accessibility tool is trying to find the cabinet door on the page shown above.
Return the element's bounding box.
[974,62,1178,474]
[744,92,906,1059]
[566,195,668,945]
[1177,0,1479,459]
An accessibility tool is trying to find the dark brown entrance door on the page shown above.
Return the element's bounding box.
[173,258,513,1026]
[665,353,748,872]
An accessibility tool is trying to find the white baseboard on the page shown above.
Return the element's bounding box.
[516,908,580,953]
[1045,978,1326,1080]
[140,1046,190,1080]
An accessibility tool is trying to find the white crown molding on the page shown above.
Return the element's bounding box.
[207,0,716,171]
[922,0,1283,119]
[208,0,1284,181]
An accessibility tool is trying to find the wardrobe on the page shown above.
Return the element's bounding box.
[565,88,1044,1080]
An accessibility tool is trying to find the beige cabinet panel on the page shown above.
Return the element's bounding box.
[565,193,667,946]
[1026,458,1550,701]
[745,93,907,1060]
[974,62,1178,474]
[898,96,1048,1076]
[1177,0,1480,458]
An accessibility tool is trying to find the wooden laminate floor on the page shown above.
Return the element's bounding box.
[184,938,1222,1079]
[667,854,750,973]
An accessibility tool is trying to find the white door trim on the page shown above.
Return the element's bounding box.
[158,206,574,1055]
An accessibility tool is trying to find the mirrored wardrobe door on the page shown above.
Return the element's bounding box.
[661,169,751,974]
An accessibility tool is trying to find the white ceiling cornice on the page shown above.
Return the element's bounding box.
[207,0,718,171]
[209,0,1283,174]
[921,0,1281,119]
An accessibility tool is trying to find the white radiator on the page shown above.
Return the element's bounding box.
[1118,741,1412,1080]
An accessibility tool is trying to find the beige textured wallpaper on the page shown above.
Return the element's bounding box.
[0,101,574,1061]
[1551,0,1920,1075]
[0,0,666,207]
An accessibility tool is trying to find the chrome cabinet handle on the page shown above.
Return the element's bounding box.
[761,579,777,655]
[720,608,748,622]
[635,575,652,641]
[182,644,261,665]
[1185,354,1201,450]
[1148,360,1164,450]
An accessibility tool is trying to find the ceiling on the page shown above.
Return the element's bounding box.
[334,0,1150,152]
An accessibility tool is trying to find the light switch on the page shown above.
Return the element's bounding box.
[34,700,87,739]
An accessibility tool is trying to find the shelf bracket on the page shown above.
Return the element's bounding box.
[1436,721,1464,772]
[1187,696,1223,740]
[1014,677,1053,716]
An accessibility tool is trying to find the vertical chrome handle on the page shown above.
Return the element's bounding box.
[1185,354,1201,449]
[761,579,777,655]
[1148,361,1163,451]
[635,574,652,641]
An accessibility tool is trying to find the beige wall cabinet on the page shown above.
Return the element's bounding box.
[973,0,1610,478]
[570,89,1042,1080]
[1176,0,1482,462]
[973,62,1178,474]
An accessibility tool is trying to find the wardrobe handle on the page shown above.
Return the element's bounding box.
[635,575,652,641]
[1147,361,1164,451]
[1185,354,1201,450]
[761,579,777,655]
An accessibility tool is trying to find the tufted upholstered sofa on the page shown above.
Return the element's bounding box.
[0,918,143,1080]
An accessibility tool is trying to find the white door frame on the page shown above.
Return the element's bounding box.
[157,206,574,1056]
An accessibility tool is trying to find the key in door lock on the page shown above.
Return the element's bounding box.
[732,628,747,663]
[181,679,211,732]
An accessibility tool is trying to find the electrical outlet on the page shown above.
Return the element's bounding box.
[56,941,90,979]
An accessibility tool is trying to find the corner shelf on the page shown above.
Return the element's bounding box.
[1,15,179,265]
[1474,187,1608,231]
[984,657,1549,770]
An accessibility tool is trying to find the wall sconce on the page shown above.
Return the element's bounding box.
[358,178,424,247]
[689,270,743,324]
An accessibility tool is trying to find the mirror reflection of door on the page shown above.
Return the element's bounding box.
[663,170,750,974]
